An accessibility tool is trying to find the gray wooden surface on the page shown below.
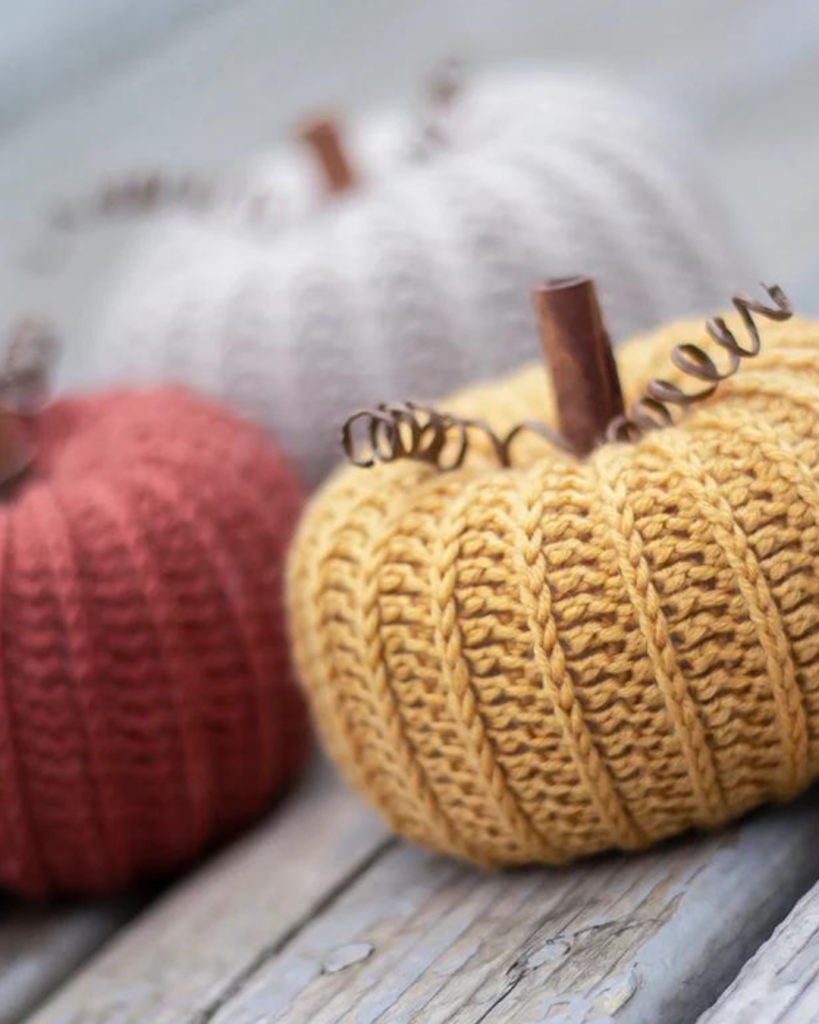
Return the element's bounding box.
[699,882,819,1023]
[22,760,819,1024]
[24,761,388,1024]
[0,900,132,1024]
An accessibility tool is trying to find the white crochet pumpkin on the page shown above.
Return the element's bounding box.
[80,68,746,486]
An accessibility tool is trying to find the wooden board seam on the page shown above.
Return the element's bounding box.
[196,836,397,1024]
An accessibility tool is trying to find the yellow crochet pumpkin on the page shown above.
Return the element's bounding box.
[287,310,819,866]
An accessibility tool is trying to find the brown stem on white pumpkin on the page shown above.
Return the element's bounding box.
[532,277,624,456]
[297,116,356,195]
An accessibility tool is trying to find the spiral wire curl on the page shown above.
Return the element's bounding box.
[606,284,792,442]
[49,172,216,232]
[342,284,793,472]
[0,318,57,414]
[341,401,567,471]
[409,57,465,159]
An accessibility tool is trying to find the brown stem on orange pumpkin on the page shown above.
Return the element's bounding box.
[297,116,356,195]
[532,277,624,456]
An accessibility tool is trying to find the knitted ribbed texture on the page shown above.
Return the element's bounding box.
[78,69,747,487]
[0,387,307,897]
[287,314,819,866]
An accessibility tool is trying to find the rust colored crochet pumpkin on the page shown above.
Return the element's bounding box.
[0,386,307,897]
[288,290,819,867]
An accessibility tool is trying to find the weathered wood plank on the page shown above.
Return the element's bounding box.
[23,764,819,1024]
[24,759,388,1024]
[0,899,131,1024]
[201,795,819,1024]
[699,880,819,1023]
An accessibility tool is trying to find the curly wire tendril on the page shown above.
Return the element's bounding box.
[341,401,567,472]
[606,283,793,442]
[0,318,58,414]
[409,56,465,160]
[342,284,794,473]
[50,171,216,232]
[22,170,279,278]
[0,318,58,493]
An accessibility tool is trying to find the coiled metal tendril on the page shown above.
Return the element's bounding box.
[342,284,794,472]
[409,57,464,159]
[606,283,792,442]
[0,318,59,494]
[342,401,567,471]
[0,318,58,414]
[50,172,216,231]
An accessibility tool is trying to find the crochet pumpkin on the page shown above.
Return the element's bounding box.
[0,382,307,896]
[287,282,819,866]
[63,67,744,487]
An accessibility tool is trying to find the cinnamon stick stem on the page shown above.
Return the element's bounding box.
[533,277,624,456]
[297,116,356,195]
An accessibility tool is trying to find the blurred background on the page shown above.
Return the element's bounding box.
[0,0,817,366]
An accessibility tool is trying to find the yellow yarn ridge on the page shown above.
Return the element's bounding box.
[287,314,819,865]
